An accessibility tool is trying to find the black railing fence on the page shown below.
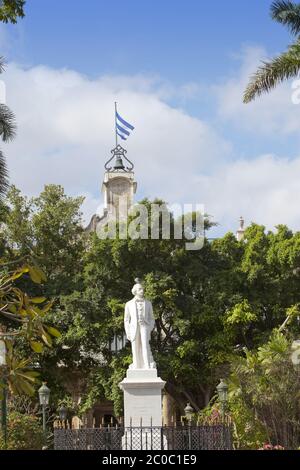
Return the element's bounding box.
[54,424,232,450]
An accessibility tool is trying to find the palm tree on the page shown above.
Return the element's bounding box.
[244,1,300,103]
[0,57,16,198]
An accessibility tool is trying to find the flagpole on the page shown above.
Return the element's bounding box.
[115,101,118,147]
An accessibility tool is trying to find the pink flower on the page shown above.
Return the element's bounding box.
[258,443,285,451]
[263,443,273,450]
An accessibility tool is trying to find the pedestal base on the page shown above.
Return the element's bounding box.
[119,369,166,450]
[119,368,165,427]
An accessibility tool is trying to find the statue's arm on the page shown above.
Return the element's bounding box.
[124,303,131,340]
[148,302,155,331]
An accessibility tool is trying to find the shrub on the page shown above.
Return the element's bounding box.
[0,411,44,450]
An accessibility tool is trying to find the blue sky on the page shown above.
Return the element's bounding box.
[2,0,300,235]
[7,0,289,82]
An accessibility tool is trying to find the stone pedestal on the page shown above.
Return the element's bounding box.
[119,369,165,427]
[119,369,167,449]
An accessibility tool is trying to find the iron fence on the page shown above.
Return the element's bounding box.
[54,424,232,450]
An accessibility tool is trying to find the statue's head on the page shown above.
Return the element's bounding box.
[132,278,144,298]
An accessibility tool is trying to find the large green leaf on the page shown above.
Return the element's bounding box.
[46,326,61,338]
[41,329,52,347]
[30,297,47,304]
[16,377,35,396]
[30,341,44,353]
[10,267,29,280]
[28,266,42,284]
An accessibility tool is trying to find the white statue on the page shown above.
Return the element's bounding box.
[124,278,156,370]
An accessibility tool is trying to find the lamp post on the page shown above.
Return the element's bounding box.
[58,405,68,429]
[184,402,194,422]
[216,379,228,450]
[184,402,194,450]
[38,382,50,439]
[0,331,7,449]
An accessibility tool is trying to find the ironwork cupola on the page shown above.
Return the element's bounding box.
[104,145,134,172]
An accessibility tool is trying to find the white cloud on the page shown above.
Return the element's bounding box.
[1,58,300,235]
[201,154,300,235]
[2,62,231,224]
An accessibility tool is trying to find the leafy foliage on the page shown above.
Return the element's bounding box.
[0,150,8,201]
[2,184,300,437]
[0,263,60,398]
[228,329,300,449]
[0,0,25,23]
[244,40,300,103]
[271,1,300,35]
[0,411,44,450]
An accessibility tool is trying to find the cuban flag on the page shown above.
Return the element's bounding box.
[115,110,135,141]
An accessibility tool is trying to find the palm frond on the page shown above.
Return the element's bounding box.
[271,1,300,35]
[0,56,5,74]
[0,149,9,199]
[243,40,300,103]
[0,104,16,142]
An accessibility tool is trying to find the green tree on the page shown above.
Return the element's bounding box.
[3,185,300,426]
[67,211,300,416]
[228,328,300,449]
[28,201,300,418]
[0,0,25,23]
[1,184,85,402]
[244,1,300,102]
[4,184,85,296]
